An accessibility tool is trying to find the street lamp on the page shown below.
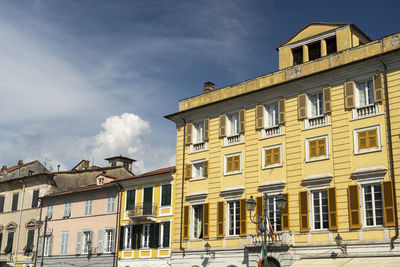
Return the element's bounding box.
[246,193,287,267]
[335,234,347,254]
[202,242,215,259]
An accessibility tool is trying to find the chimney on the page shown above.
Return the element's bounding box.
[1,165,7,174]
[203,82,215,93]
[18,160,23,167]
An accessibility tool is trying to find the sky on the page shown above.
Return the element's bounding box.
[0,0,399,174]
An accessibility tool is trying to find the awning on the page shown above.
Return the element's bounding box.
[290,257,400,267]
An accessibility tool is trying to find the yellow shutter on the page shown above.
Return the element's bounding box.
[256,196,263,232]
[184,164,192,179]
[348,185,361,229]
[204,119,209,141]
[282,193,289,231]
[203,161,208,177]
[183,206,189,240]
[240,199,247,236]
[203,203,209,238]
[358,131,367,149]
[317,139,326,157]
[217,202,225,237]
[219,114,226,138]
[373,73,384,102]
[227,157,233,173]
[265,149,272,166]
[383,181,395,227]
[278,99,285,124]
[273,148,280,164]
[328,188,338,230]
[309,140,317,158]
[367,129,378,148]
[186,123,192,144]
[239,109,245,133]
[323,87,331,113]
[298,94,307,119]
[344,81,355,109]
[233,155,240,171]
[299,191,309,232]
[255,105,264,130]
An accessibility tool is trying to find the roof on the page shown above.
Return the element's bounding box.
[52,165,133,175]
[97,173,117,179]
[71,159,90,170]
[115,166,176,182]
[1,160,37,173]
[104,155,136,162]
[276,22,372,50]
[41,182,119,199]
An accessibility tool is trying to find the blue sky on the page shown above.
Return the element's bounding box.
[0,0,399,173]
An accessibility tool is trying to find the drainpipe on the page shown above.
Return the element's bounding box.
[113,183,122,267]
[34,199,43,267]
[14,179,26,265]
[179,116,186,257]
[379,56,399,249]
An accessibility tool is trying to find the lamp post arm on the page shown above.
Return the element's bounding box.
[248,210,259,225]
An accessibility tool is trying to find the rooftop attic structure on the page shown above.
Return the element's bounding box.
[105,155,136,172]
[277,22,371,70]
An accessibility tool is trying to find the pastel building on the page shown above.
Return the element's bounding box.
[165,23,400,266]
[117,166,175,267]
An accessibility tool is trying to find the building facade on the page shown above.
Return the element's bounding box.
[0,160,52,267]
[165,23,400,266]
[117,167,175,267]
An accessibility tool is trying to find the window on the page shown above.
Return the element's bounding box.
[308,41,321,61]
[106,195,117,213]
[111,162,116,167]
[28,170,34,176]
[125,226,133,249]
[32,190,39,208]
[227,113,239,137]
[312,190,329,230]
[46,203,54,220]
[43,234,53,256]
[4,232,14,253]
[227,201,241,236]
[84,198,93,216]
[126,189,136,211]
[82,231,92,254]
[192,205,203,239]
[0,195,4,213]
[267,197,282,232]
[264,103,279,128]
[309,92,324,117]
[193,121,204,144]
[306,135,329,162]
[142,224,150,248]
[23,229,35,254]
[60,231,70,255]
[160,222,170,248]
[161,184,172,206]
[354,125,381,154]
[356,80,374,107]
[292,47,303,65]
[123,162,130,170]
[142,187,153,215]
[98,178,104,185]
[363,184,383,227]
[192,161,206,178]
[12,193,19,211]
[262,145,282,169]
[225,153,241,175]
[326,36,337,55]
[63,201,72,219]
[105,229,114,253]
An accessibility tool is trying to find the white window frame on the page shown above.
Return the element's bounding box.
[43,234,52,256]
[191,204,203,239]
[84,198,94,216]
[310,190,329,231]
[106,194,117,213]
[59,231,69,255]
[305,135,329,162]
[63,201,72,219]
[353,125,382,154]
[192,120,205,144]
[227,112,239,137]
[264,103,279,128]
[104,229,114,253]
[46,203,54,220]
[227,200,240,236]
[124,226,133,249]
[81,230,92,254]
[224,152,242,176]
[355,79,375,108]
[142,224,150,248]
[267,196,283,232]
[308,92,324,118]
[159,220,171,249]
[262,144,283,169]
[98,177,104,185]
[191,158,206,180]
[361,183,384,227]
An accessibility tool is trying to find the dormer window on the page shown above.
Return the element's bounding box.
[98,178,104,185]
[326,36,337,54]
[308,42,321,61]
[292,47,303,65]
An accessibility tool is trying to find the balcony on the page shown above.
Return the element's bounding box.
[305,114,328,129]
[246,232,293,248]
[353,103,379,119]
[127,203,157,221]
[262,125,282,138]
[191,141,207,153]
[224,134,243,146]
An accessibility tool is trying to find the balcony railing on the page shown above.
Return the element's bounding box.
[353,103,378,119]
[262,125,281,138]
[225,134,242,146]
[127,203,157,218]
[191,141,206,152]
[305,114,328,129]
[246,232,293,247]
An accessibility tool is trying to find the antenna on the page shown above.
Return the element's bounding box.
[57,164,60,172]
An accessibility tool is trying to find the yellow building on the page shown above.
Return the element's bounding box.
[165,22,400,266]
[117,166,175,267]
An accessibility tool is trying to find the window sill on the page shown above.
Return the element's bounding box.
[305,156,330,163]
[225,235,240,239]
[188,148,209,155]
[259,132,285,141]
[355,148,382,155]
[222,141,244,148]
[361,225,385,230]
[224,171,242,176]
[262,163,283,170]
[350,112,384,121]
[310,229,329,233]
[302,123,331,131]
[189,177,207,182]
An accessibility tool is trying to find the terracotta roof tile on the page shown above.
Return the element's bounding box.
[2,160,37,173]
[115,166,175,182]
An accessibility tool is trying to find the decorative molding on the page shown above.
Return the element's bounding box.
[352,165,387,182]
[258,180,286,195]
[220,186,244,200]
[186,191,208,205]
[302,173,333,188]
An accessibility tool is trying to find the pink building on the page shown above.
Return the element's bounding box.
[38,173,122,267]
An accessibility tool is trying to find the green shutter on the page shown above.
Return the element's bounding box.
[119,226,125,250]
[162,222,170,248]
[131,226,137,249]
[126,190,135,210]
[136,225,142,249]
[161,185,172,206]
[149,223,160,248]
[23,230,35,252]
[0,232,2,251]
[4,232,14,253]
